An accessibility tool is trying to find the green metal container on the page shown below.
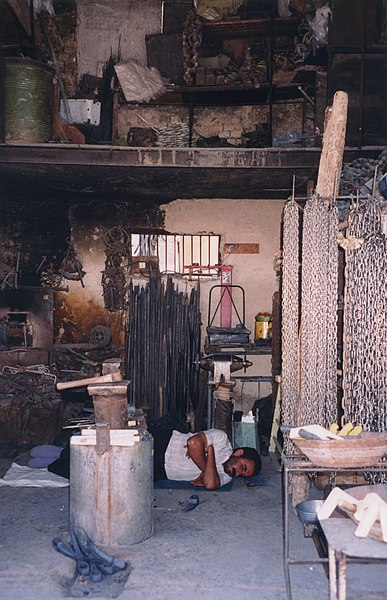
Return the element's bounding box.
[4,58,54,143]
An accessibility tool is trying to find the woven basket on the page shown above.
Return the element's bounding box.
[294,432,387,468]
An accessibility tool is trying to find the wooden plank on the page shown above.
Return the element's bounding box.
[224,243,260,254]
[71,437,138,447]
[81,428,140,436]
[202,16,299,39]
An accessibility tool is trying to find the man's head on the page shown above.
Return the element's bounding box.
[223,447,261,479]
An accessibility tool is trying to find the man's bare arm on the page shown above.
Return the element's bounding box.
[186,433,221,489]
[185,432,208,472]
[202,445,220,490]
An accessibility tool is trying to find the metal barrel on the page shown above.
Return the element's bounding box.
[4,58,54,143]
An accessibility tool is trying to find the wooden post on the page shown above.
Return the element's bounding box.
[316,90,348,198]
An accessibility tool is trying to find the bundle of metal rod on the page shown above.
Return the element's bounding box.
[124,273,200,424]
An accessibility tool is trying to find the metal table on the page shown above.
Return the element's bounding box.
[319,518,387,600]
[282,456,387,600]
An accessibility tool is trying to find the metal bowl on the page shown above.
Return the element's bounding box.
[295,500,324,525]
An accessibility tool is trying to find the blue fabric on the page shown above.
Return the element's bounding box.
[28,445,63,468]
[30,445,63,458]
[154,473,265,491]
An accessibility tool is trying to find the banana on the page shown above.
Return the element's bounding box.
[338,422,354,436]
[348,425,362,436]
[329,423,339,434]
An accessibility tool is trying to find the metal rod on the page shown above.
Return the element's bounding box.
[297,85,315,107]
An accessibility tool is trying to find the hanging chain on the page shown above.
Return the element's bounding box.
[281,197,300,454]
[300,194,338,428]
[324,199,340,427]
[343,195,386,483]
[343,195,386,432]
[282,189,385,488]
[182,9,202,86]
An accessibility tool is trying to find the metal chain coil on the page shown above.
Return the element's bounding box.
[281,198,300,455]
[300,195,338,429]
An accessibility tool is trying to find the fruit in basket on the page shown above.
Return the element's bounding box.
[338,422,354,436]
[349,425,363,436]
[328,421,363,436]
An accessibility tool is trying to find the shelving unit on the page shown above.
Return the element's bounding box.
[184,13,310,146]
[142,8,321,148]
[201,16,299,39]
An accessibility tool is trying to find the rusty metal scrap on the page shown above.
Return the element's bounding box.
[0,365,63,445]
[101,227,130,312]
[182,9,202,86]
[1,365,57,396]
[60,239,86,287]
[0,252,20,290]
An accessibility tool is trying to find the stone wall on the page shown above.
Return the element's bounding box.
[116,102,304,147]
[76,0,162,77]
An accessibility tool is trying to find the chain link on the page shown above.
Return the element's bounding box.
[343,195,386,483]
[281,198,300,454]
[343,195,386,431]
[300,194,338,428]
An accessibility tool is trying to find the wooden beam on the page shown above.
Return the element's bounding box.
[315,90,348,198]
[224,243,259,254]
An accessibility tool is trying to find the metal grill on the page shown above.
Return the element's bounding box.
[131,233,220,276]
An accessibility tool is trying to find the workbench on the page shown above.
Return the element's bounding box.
[282,456,387,600]
[320,517,387,600]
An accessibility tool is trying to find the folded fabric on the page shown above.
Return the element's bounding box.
[30,444,63,458]
[0,463,69,487]
[28,457,57,469]
[28,445,63,468]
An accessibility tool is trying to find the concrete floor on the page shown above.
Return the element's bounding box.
[0,455,386,600]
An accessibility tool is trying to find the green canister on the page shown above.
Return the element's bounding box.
[4,57,54,143]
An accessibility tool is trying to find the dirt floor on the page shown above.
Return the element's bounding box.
[0,454,386,600]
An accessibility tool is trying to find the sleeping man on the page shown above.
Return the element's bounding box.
[151,427,261,490]
[48,426,261,489]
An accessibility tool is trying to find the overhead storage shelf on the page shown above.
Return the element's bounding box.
[202,16,299,39]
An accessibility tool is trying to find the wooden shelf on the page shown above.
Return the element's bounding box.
[147,81,314,107]
[179,83,270,94]
[204,342,272,355]
[202,16,299,39]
